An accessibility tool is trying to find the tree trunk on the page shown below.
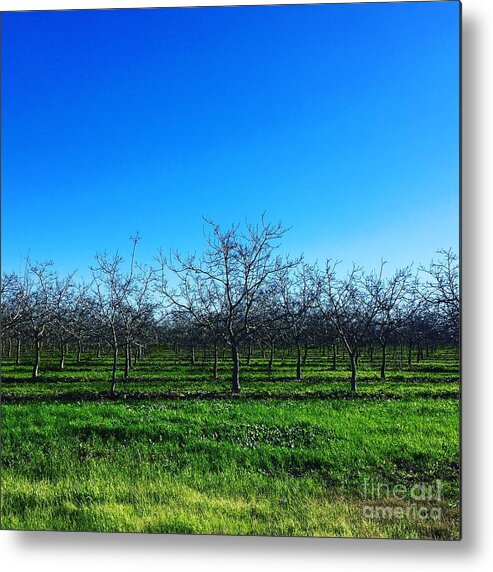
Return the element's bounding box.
[32,338,41,379]
[332,343,337,371]
[296,341,302,381]
[268,343,274,371]
[59,339,65,370]
[190,344,195,366]
[97,343,101,358]
[380,342,387,380]
[129,344,134,369]
[302,342,308,366]
[231,344,240,394]
[77,339,82,363]
[408,344,412,366]
[7,338,12,358]
[124,342,130,381]
[369,344,373,363]
[111,344,118,393]
[213,341,218,380]
[15,337,21,365]
[349,351,357,392]
[247,342,252,366]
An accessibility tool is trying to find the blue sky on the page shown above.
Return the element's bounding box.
[2,2,459,277]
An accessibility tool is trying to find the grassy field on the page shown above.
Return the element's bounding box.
[1,347,460,538]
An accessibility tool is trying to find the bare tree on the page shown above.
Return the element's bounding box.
[18,261,73,379]
[274,263,317,381]
[316,262,380,391]
[50,272,79,370]
[1,272,26,340]
[67,284,96,364]
[156,257,226,379]
[419,249,459,344]
[159,216,298,393]
[92,234,156,393]
[255,285,283,373]
[370,265,416,379]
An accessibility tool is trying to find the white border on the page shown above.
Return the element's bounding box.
[2,1,493,571]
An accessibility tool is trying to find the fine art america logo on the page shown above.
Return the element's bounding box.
[362,479,443,521]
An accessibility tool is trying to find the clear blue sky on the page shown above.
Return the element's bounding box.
[2,2,460,277]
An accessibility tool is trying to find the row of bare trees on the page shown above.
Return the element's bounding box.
[1,218,459,393]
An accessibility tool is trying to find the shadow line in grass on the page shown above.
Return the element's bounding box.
[2,390,460,404]
[0,375,460,385]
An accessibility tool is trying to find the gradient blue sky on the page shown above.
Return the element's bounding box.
[2,1,460,277]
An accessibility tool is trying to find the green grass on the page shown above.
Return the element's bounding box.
[1,346,460,538]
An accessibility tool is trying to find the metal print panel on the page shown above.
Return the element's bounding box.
[0,1,461,539]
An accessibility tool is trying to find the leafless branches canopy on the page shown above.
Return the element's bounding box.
[157,216,300,393]
[1,219,459,394]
